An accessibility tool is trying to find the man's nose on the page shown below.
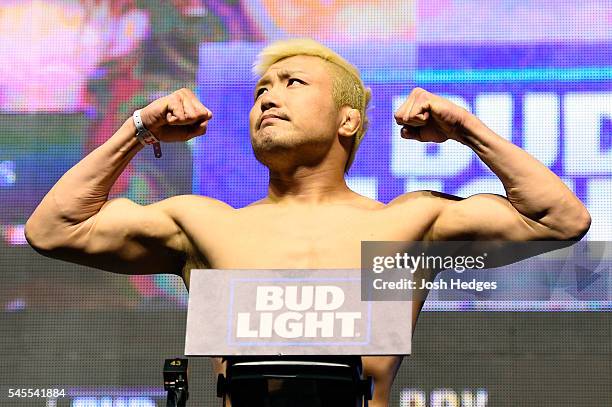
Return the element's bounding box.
[260,88,280,111]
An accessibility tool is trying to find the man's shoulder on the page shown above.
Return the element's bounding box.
[343,193,385,210]
[153,194,234,218]
[387,190,460,207]
[244,197,269,207]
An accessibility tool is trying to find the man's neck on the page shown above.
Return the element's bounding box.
[266,165,353,205]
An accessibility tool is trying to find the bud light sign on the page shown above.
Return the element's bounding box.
[234,284,364,341]
[185,269,412,356]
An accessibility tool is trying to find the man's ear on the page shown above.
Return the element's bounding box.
[338,108,361,138]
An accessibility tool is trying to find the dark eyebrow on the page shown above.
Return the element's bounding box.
[254,69,307,96]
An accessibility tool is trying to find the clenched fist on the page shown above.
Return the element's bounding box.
[140,88,212,142]
[394,87,470,143]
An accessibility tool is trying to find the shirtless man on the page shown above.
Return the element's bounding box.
[25,39,590,407]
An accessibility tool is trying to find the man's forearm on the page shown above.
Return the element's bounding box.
[25,118,143,247]
[460,113,590,234]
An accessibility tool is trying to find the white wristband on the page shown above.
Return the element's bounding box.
[133,109,160,145]
[133,109,162,158]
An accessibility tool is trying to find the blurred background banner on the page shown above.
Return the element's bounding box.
[0,1,611,406]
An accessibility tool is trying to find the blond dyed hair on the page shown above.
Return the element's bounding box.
[253,38,371,171]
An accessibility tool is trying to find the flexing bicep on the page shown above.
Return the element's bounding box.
[429,193,549,241]
[52,197,188,275]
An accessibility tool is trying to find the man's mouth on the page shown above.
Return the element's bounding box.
[258,112,288,129]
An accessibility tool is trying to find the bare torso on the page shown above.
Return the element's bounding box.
[171,192,440,407]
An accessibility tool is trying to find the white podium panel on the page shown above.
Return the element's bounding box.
[185,269,412,356]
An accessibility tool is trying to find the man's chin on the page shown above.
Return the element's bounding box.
[257,124,284,136]
[251,129,294,151]
[252,141,290,158]
[251,133,297,168]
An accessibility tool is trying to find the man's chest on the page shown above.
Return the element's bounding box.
[182,204,432,269]
[197,213,371,269]
[186,206,436,269]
